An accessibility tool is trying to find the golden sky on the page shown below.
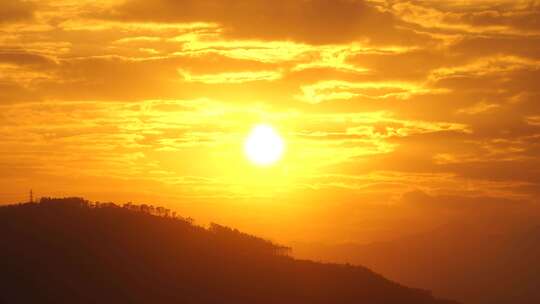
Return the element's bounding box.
[1,0,540,243]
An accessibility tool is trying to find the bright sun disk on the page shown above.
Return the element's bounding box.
[244,124,285,166]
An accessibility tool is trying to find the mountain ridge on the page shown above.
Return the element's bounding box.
[0,197,459,304]
[293,221,540,304]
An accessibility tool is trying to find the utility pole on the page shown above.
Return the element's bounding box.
[29,189,33,203]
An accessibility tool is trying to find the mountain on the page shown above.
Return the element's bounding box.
[0,198,458,304]
[483,225,540,304]
[293,222,540,304]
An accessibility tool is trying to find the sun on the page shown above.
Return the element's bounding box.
[244,124,285,166]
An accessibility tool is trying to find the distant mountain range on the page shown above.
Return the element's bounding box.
[0,197,458,304]
[294,221,540,304]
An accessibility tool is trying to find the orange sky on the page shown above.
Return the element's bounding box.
[1,0,539,244]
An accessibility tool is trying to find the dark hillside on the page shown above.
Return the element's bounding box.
[0,198,458,304]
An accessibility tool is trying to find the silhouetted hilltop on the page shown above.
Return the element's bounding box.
[0,198,458,304]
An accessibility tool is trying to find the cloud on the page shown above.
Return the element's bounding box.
[106,0,430,45]
[456,102,500,115]
[0,49,56,66]
[179,69,282,84]
[296,80,439,103]
[527,116,540,126]
[429,56,540,83]
[0,0,34,24]
[391,1,540,34]
[0,49,58,102]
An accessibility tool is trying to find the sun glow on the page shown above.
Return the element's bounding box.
[244,124,285,166]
